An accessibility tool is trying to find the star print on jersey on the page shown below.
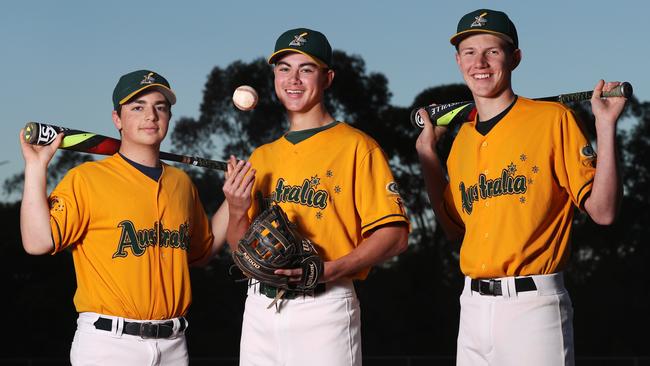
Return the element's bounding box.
[49,196,65,212]
[310,175,321,188]
[507,162,517,175]
[113,220,190,258]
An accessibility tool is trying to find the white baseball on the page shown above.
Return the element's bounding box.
[232,85,258,111]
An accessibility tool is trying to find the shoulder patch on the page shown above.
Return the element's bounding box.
[386,182,400,195]
[580,145,597,167]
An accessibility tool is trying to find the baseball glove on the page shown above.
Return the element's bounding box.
[232,204,324,304]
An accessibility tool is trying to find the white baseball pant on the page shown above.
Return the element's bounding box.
[70,312,188,366]
[239,279,362,366]
[457,272,574,366]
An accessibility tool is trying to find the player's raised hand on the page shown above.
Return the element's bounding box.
[415,106,449,156]
[19,128,63,168]
[591,80,628,129]
[222,155,255,217]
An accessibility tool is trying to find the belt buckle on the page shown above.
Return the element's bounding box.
[139,322,159,339]
[478,279,500,296]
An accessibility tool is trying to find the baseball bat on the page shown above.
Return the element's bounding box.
[23,122,227,171]
[411,81,633,128]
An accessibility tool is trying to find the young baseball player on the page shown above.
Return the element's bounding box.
[415,9,627,366]
[19,69,225,366]
[219,28,410,366]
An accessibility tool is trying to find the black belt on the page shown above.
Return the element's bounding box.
[259,282,326,300]
[470,277,537,296]
[94,317,187,339]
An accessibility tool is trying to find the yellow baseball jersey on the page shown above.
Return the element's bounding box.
[49,154,213,320]
[247,122,409,279]
[443,97,596,278]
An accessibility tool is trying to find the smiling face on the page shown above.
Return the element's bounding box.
[273,52,334,115]
[112,90,171,150]
[455,33,521,100]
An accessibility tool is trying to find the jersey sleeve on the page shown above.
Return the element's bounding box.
[554,109,597,209]
[355,146,410,236]
[186,186,215,265]
[49,168,91,254]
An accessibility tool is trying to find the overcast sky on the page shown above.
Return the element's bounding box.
[1,0,646,201]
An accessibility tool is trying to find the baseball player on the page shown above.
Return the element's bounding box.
[219,28,410,366]
[415,9,627,366]
[19,69,225,366]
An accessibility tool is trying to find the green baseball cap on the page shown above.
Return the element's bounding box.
[112,69,176,110]
[450,9,518,48]
[268,28,332,68]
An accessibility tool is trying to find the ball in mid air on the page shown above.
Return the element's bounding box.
[232,85,258,111]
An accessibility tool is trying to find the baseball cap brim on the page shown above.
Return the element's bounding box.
[450,29,515,46]
[268,49,328,68]
[118,84,177,106]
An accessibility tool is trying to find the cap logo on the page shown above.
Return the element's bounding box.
[140,72,155,85]
[289,32,308,47]
[471,12,488,28]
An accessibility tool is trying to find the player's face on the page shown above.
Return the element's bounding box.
[273,53,334,114]
[112,90,170,148]
[455,34,521,100]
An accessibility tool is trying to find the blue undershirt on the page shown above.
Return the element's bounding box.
[118,153,163,182]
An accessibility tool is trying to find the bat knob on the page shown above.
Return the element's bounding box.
[24,122,38,144]
[620,82,633,99]
[410,108,425,128]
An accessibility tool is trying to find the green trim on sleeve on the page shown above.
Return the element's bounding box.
[361,214,410,232]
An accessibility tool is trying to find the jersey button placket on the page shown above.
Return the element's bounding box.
[156,178,163,247]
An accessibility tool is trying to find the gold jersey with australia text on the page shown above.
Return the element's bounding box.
[443,98,596,278]
[247,121,409,279]
[49,154,213,320]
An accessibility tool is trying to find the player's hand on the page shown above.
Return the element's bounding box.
[415,106,448,155]
[19,128,63,168]
[591,80,628,130]
[273,267,303,283]
[275,261,334,283]
[222,155,255,217]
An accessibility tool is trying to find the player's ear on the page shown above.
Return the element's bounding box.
[112,110,123,133]
[511,48,522,71]
[323,68,335,90]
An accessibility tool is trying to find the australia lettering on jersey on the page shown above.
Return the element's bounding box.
[113,220,190,258]
[460,167,527,214]
[271,177,328,209]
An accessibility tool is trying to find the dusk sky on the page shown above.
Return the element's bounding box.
[2,0,645,201]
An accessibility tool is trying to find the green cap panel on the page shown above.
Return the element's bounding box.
[112,70,176,111]
[450,9,518,48]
